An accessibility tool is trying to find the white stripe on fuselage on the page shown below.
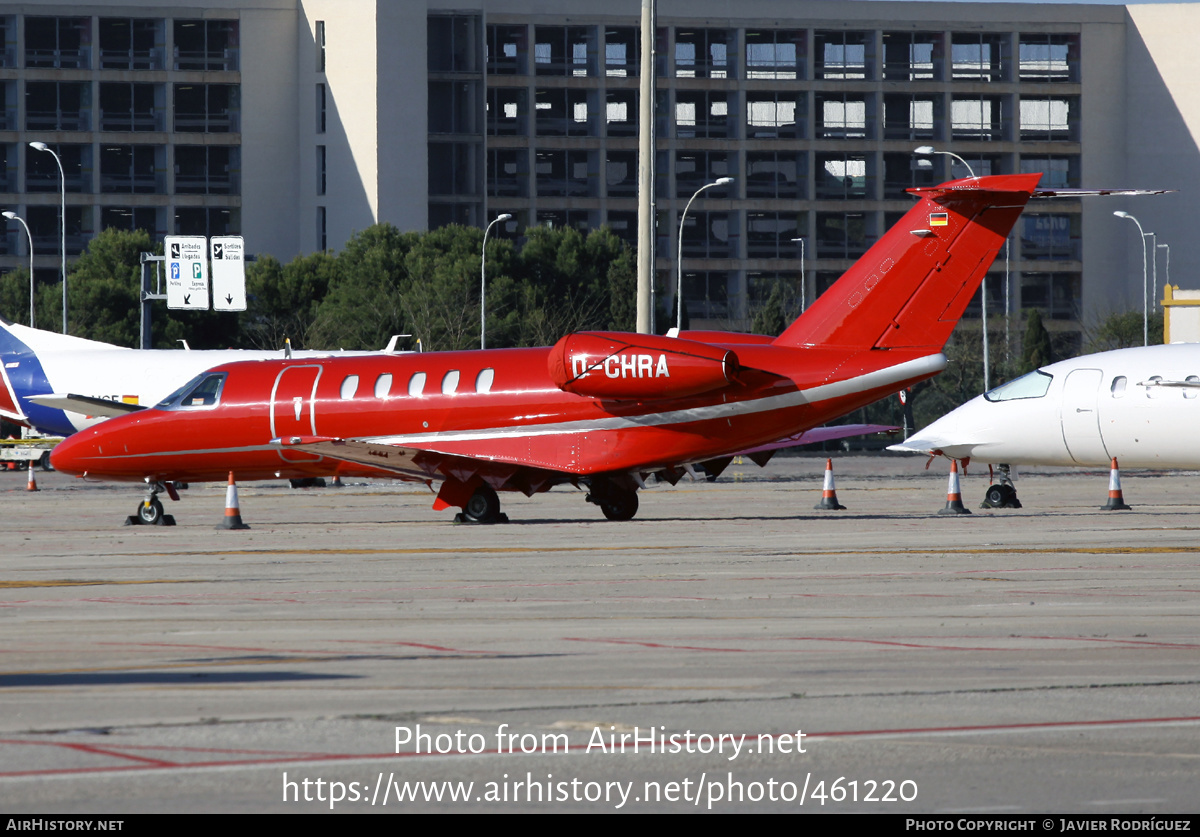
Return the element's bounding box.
[366,353,947,447]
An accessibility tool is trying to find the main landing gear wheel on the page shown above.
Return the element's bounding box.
[600,489,638,521]
[458,484,508,524]
[980,465,1022,509]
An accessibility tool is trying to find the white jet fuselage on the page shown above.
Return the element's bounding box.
[895,344,1200,468]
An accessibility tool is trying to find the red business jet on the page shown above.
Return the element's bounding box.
[52,174,1040,524]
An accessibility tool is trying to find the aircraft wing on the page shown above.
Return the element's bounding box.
[26,393,146,418]
[1031,188,1175,198]
[733,423,898,456]
[271,436,568,496]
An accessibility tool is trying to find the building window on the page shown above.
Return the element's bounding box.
[1019,155,1080,189]
[952,95,1009,141]
[27,143,90,193]
[101,207,160,237]
[675,90,731,139]
[1019,97,1078,142]
[681,271,730,320]
[99,82,162,132]
[675,28,732,79]
[1021,214,1081,261]
[606,90,636,137]
[1021,272,1081,320]
[605,150,637,198]
[29,206,92,255]
[815,31,870,80]
[816,213,875,260]
[26,82,89,131]
[316,206,326,251]
[174,84,239,132]
[174,19,238,71]
[535,88,591,137]
[535,25,593,77]
[536,209,590,232]
[487,87,526,136]
[175,207,238,237]
[952,33,1008,81]
[100,145,162,194]
[883,152,938,199]
[816,153,871,200]
[428,15,479,73]
[25,17,90,69]
[745,29,802,80]
[745,91,802,139]
[429,81,480,134]
[605,27,637,77]
[746,152,805,200]
[680,212,735,259]
[316,83,326,133]
[315,21,325,72]
[428,142,479,196]
[1019,34,1078,83]
[316,146,326,195]
[747,212,805,258]
[488,149,527,198]
[882,32,940,81]
[488,24,525,75]
[882,93,941,141]
[815,92,871,139]
[535,149,591,197]
[99,18,161,70]
[175,146,238,195]
[675,151,735,199]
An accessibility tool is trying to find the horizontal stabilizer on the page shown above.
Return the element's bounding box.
[1031,188,1175,199]
[27,393,145,418]
[733,424,899,458]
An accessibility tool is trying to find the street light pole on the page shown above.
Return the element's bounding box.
[1158,242,1170,289]
[29,142,66,334]
[913,145,976,179]
[2,211,33,328]
[1113,211,1148,346]
[480,213,513,350]
[676,177,733,331]
[791,237,805,312]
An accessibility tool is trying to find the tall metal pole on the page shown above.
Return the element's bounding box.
[1114,211,1148,347]
[676,178,732,331]
[30,143,66,333]
[1147,232,1157,314]
[3,212,33,328]
[635,0,656,334]
[981,277,989,391]
[1158,243,1170,289]
[480,214,512,350]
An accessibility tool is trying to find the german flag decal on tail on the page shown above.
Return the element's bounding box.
[929,212,949,227]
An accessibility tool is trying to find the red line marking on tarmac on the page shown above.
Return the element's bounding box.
[4,716,1200,779]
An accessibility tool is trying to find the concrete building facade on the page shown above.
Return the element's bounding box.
[1,1,1197,339]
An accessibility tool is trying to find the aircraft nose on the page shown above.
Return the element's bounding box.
[49,429,97,476]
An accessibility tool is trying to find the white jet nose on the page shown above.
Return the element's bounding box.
[888,403,967,455]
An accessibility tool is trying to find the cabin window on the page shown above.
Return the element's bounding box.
[476,368,495,393]
[1110,376,1126,398]
[442,369,460,394]
[156,372,227,410]
[983,370,1052,402]
[340,375,359,399]
[374,373,392,398]
[1185,376,1199,399]
[408,371,427,396]
[1146,375,1163,399]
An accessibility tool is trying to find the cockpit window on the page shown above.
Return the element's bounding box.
[156,372,227,410]
[983,370,1053,402]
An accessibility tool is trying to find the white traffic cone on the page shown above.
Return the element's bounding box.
[217,472,251,529]
[1101,457,1132,510]
[938,460,971,515]
[26,460,38,492]
[813,458,846,510]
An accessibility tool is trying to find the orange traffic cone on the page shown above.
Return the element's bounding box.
[1101,457,1132,510]
[331,476,344,488]
[26,460,38,492]
[938,460,971,515]
[814,459,846,510]
[217,472,251,529]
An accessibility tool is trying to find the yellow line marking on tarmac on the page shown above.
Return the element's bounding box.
[136,546,682,558]
[0,579,199,589]
[793,546,1200,557]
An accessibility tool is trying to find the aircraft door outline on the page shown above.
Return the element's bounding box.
[270,364,323,463]
[1060,368,1109,464]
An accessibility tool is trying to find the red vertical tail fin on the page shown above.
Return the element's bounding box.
[774,174,1039,351]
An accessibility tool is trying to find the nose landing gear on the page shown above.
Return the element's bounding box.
[125,482,178,526]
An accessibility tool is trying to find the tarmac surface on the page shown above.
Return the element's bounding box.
[2,453,1199,813]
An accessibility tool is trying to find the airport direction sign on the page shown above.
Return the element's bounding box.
[165,235,210,310]
[210,236,247,311]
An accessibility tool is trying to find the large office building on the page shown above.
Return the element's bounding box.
[2,1,1197,338]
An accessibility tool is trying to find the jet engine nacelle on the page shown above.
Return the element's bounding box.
[547,332,738,401]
